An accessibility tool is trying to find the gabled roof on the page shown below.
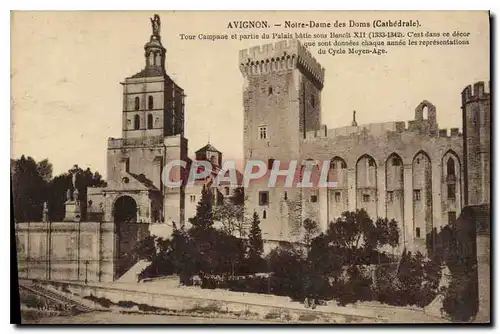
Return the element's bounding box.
[195,143,221,154]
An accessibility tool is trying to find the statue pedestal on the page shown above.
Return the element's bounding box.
[64,200,81,222]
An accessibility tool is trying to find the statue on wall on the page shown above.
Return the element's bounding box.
[150,14,161,37]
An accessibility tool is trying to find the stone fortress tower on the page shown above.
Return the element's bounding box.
[240,40,325,244]
[462,81,491,206]
[240,39,489,254]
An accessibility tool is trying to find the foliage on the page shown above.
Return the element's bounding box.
[47,165,106,221]
[302,218,320,251]
[213,200,245,237]
[188,186,213,230]
[11,156,50,222]
[132,235,157,262]
[374,217,400,249]
[442,268,478,322]
[247,212,264,260]
[325,210,399,265]
[267,244,308,301]
[397,249,425,304]
[11,156,106,223]
[435,217,479,322]
[336,266,373,306]
[170,228,200,284]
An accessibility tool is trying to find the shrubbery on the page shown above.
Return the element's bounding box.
[133,196,447,312]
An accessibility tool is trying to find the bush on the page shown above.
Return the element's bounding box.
[336,266,373,306]
[442,268,478,322]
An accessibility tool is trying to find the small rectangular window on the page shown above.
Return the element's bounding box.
[335,192,341,202]
[190,195,196,203]
[284,191,288,200]
[259,191,269,206]
[387,191,394,203]
[310,195,318,203]
[258,126,268,140]
[363,194,370,202]
[416,227,421,238]
[413,189,421,201]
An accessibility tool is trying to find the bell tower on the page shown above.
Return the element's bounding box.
[106,14,188,227]
[120,14,185,141]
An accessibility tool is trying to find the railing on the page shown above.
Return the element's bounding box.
[19,282,93,313]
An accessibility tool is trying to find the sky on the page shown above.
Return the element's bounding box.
[11,11,490,177]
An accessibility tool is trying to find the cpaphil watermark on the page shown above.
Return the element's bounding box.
[162,159,339,189]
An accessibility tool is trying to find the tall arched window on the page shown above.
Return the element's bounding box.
[134,97,140,111]
[148,96,154,110]
[134,115,140,130]
[147,114,153,129]
[447,158,455,176]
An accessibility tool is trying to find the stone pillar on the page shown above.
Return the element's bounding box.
[377,164,386,220]
[347,168,356,211]
[431,160,442,230]
[403,164,414,250]
[319,186,328,232]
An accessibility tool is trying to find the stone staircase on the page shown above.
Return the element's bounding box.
[116,260,151,283]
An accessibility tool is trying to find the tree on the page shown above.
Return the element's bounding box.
[231,187,245,205]
[302,218,320,253]
[325,209,400,265]
[267,244,307,300]
[374,217,400,249]
[248,212,264,259]
[213,201,245,237]
[132,235,157,262]
[188,186,213,230]
[397,249,425,306]
[36,159,53,183]
[46,165,106,221]
[170,227,200,284]
[11,156,50,222]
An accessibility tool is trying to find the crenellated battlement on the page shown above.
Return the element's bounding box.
[239,39,325,88]
[305,122,463,141]
[462,81,491,104]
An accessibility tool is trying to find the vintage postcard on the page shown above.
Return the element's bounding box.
[11,11,490,324]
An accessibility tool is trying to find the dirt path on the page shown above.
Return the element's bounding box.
[23,311,278,324]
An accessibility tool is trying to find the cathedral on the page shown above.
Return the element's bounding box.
[239,40,490,253]
[86,16,188,266]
